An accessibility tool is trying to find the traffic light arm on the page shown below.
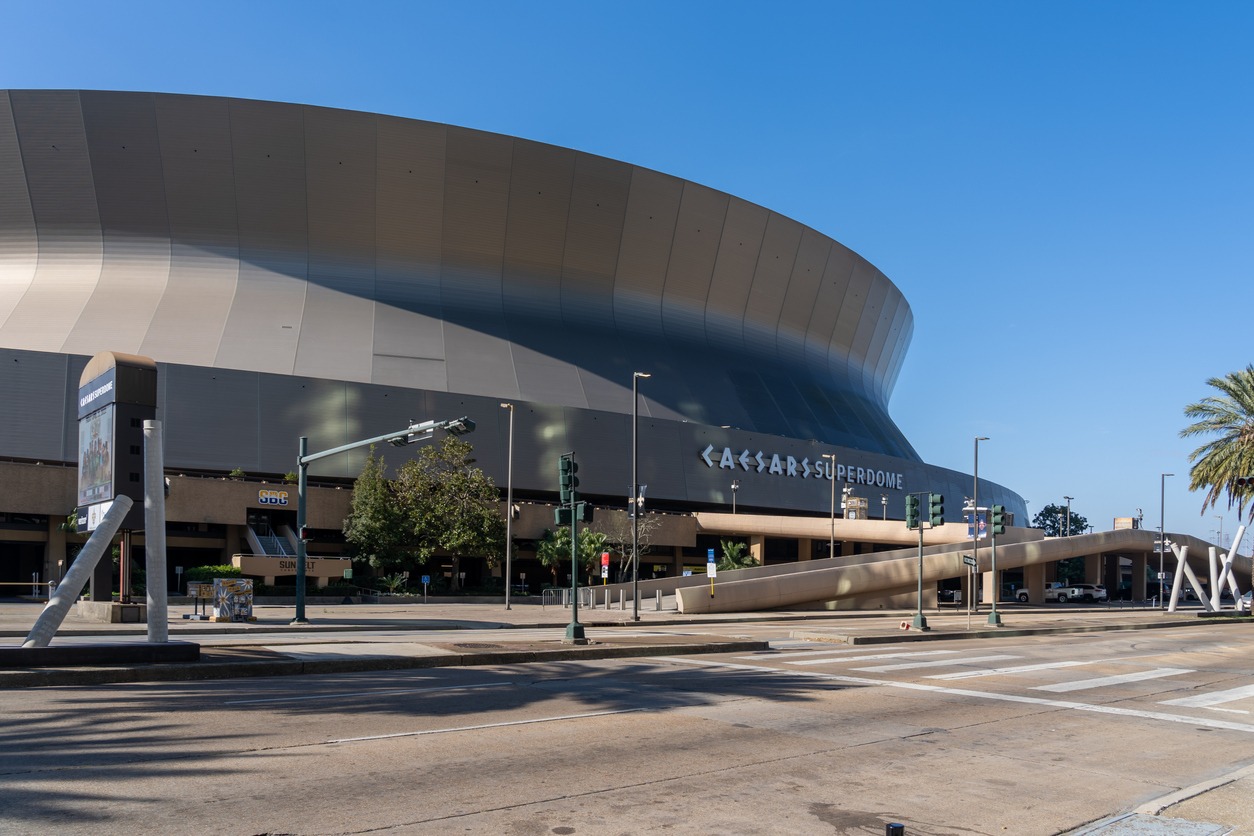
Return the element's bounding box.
[300,416,476,465]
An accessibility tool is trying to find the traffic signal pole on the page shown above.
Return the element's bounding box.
[905,492,930,631]
[559,453,587,645]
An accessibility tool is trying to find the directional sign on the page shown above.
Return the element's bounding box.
[962,555,977,567]
[707,548,717,578]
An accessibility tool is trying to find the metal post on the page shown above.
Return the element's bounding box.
[1064,495,1073,537]
[501,402,514,610]
[1160,472,1173,611]
[973,437,988,614]
[143,420,169,643]
[912,496,928,631]
[731,479,739,514]
[988,520,1002,627]
[823,453,836,558]
[632,371,650,622]
[294,436,309,624]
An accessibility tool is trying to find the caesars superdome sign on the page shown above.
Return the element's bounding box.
[700,445,905,490]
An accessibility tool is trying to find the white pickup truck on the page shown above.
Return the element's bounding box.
[1016,582,1068,603]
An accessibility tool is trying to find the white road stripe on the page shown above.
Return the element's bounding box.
[1162,683,1254,708]
[735,646,896,660]
[225,681,511,706]
[653,657,1254,734]
[1031,668,1193,692]
[786,650,962,666]
[328,708,646,743]
[854,654,1020,673]
[927,661,1094,680]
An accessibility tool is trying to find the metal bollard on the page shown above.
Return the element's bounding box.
[656,589,662,611]
[886,824,905,836]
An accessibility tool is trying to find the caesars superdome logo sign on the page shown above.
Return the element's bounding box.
[700,445,904,490]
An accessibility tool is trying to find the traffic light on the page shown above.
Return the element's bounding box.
[905,494,920,530]
[991,504,1007,536]
[577,502,594,523]
[928,493,945,526]
[558,454,579,506]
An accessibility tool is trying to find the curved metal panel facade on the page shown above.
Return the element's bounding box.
[0,90,917,459]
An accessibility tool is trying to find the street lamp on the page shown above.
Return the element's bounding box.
[731,479,740,514]
[1160,472,1173,610]
[294,415,475,624]
[972,436,988,615]
[821,453,837,558]
[631,371,651,622]
[1063,496,1074,537]
[881,494,887,521]
[500,402,514,610]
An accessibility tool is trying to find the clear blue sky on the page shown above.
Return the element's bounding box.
[5,1,1252,548]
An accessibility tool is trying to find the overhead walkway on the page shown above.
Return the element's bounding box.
[621,528,1248,614]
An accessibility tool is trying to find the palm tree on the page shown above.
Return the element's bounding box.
[1180,364,1254,523]
[717,539,756,571]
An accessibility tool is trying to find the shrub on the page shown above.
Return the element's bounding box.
[184,565,243,584]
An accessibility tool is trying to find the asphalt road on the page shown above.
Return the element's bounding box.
[4,622,1254,834]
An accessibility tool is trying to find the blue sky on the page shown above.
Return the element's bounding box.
[5,1,1252,547]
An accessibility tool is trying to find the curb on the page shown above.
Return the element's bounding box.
[0,639,768,689]
[791,615,1245,645]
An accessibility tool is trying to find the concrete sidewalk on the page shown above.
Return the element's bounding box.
[0,597,1244,690]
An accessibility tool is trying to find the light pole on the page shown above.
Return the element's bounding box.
[1216,515,1224,546]
[1160,472,1173,610]
[972,436,988,614]
[881,494,887,521]
[631,371,650,622]
[731,479,740,514]
[822,453,837,559]
[294,415,476,624]
[500,402,514,610]
[1063,496,1074,537]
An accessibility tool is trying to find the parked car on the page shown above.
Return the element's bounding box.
[1017,582,1067,603]
[1238,591,1251,613]
[1061,583,1108,603]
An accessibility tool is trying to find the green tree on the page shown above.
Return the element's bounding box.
[1180,364,1254,523]
[535,526,609,585]
[394,436,506,567]
[717,539,755,571]
[343,446,411,572]
[1032,503,1089,538]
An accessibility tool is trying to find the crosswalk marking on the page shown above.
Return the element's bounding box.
[1032,668,1193,693]
[1161,683,1254,708]
[853,654,1020,673]
[654,656,1254,734]
[787,650,962,667]
[927,660,1094,680]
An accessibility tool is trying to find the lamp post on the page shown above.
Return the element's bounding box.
[821,453,837,558]
[631,371,650,622]
[294,415,476,624]
[731,479,740,514]
[1216,515,1224,546]
[881,494,887,521]
[972,436,988,614]
[1160,472,1173,610]
[500,402,514,610]
[1063,496,1074,537]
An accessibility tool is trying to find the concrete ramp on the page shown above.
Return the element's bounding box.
[674,530,1248,614]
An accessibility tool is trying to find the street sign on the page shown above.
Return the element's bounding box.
[962,555,977,567]
[421,575,431,585]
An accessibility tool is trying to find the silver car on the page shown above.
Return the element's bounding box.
[1062,583,1107,603]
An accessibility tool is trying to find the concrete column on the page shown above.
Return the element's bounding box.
[1131,554,1147,601]
[1084,554,1101,584]
[224,525,242,564]
[749,535,765,565]
[1023,562,1047,603]
[797,537,812,561]
[1103,555,1121,596]
[981,569,998,605]
[46,518,67,589]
